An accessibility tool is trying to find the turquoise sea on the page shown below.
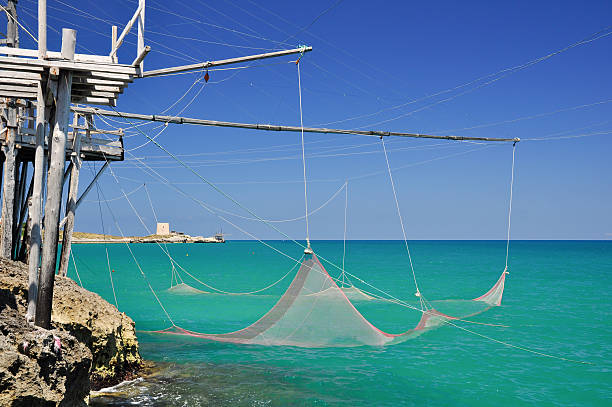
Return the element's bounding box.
[67,240,610,406]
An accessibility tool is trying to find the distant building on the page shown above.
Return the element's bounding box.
[156,222,170,235]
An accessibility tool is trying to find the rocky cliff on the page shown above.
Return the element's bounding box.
[0,258,143,405]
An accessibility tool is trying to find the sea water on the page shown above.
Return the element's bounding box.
[66,240,610,406]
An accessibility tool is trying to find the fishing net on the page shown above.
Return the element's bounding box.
[156,252,506,347]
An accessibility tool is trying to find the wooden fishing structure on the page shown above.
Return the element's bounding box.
[0,0,311,330]
[0,0,515,332]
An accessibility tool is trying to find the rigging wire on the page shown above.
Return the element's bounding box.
[431,98,612,135]
[381,138,422,309]
[0,4,38,44]
[142,183,182,286]
[297,61,311,249]
[505,144,516,271]
[91,170,176,325]
[70,250,83,288]
[316,26,612,128]
[90,162,119,309]
[105,127,573,363]
[106,154,303,295]
[202,181,347,223]
[83,183,145,203]
[340,180,350,287]
[138,0,293,47]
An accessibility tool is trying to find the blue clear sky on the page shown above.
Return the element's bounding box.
[15,0,612,240]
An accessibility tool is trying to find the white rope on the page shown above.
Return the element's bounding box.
[0,5,38,44]
[297,61,310,248]
[91,171,175,326]
[127,79,209,152]
[142,182,182,286]
[84,183,145,203]
[91,165,119,309]
[381,138,422,306]
[70,250,83,288]
[117,153,307,295]
[203,181,346,223]
[341,180,348,287]
[505,144,516,271]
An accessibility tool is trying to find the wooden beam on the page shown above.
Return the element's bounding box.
[0,77,38,86]
[142,46,312,78]
[71,96,116,106]
[0,70,42,80]
[36,68,72,329]
[71,84,122,93]
[17,173,33,261]
[1,101,18,258]
[72,76,127,87]
[26,82,45,322]
[75,161,108,211]
[137,0,145,71]
[36,29,76,329]
[133,45,150,68]
[38,0,47,59]
[15,130,124,158]
[111,25,118,63]
[12,160,28,259]
[0,46,113,64]
[109,1,144,58]
[58,113,84,277]
[0,90,37,99]
[0,56,138,75]
[72,106,521,143]
[0,83,37,92]
[0,62,43,72]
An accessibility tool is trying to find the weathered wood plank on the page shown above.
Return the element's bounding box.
[72,76,128,87]
[0,70,42,80]
[0,46,114,63]
[71,96,116,106]
[0,62,44,72]
[0,90,37,98]
[73,70,134,82]
[36,68,73,329]
[0,84,37,92]
[143,46,313,78]
[26,83,45,322]
[0,56,138,75]
[58,113,84,277]
[14,132,123,159]
[72,84,122,93]
[0,77,38,86]
[0,106,17,258]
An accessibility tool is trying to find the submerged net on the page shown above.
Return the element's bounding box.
[156,252,507,347]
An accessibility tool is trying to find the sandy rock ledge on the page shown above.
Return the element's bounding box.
[0,258,143,406]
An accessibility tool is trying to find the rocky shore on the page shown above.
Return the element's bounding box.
[0,258,143,406]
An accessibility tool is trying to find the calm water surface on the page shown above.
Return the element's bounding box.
[67,240,610,406]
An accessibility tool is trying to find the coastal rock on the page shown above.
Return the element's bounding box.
[0,257,143,401]
[0,301,91,406]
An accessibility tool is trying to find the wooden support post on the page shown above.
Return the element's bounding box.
[38,0,46,59]
[1,101,18,258]
[6,0,19,48]
[111,25,117,64]
[1,0,19,258]
[12,160,27,259]
[58,113,83,277]
[26,81,46,322]
[35,28,75,329]
[17,174,33,261]
[137,0,145,71]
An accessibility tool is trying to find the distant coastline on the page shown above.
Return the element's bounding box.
[68,231,225,244]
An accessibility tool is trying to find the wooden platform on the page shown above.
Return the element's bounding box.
[14,127,123,161]
[0,48,139,106]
